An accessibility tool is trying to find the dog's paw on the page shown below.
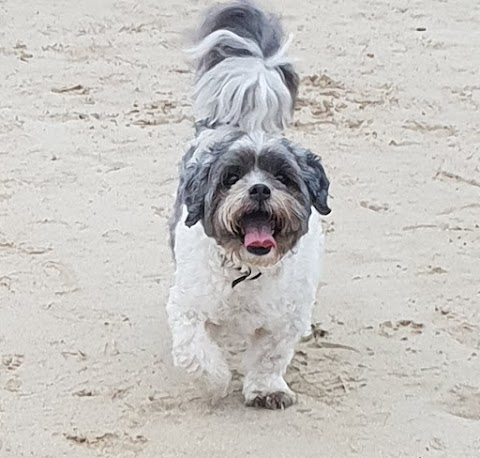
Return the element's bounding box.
[245,391,295,410]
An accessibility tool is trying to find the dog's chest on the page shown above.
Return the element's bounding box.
[209,264,305,327]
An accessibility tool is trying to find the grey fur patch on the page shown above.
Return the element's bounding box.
[257,148,308,197]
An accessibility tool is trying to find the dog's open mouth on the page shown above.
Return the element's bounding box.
[241,212,277,256]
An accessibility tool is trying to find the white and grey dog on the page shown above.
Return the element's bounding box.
[167,1,331,409]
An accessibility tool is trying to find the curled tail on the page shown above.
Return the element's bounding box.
[189,1,299,133]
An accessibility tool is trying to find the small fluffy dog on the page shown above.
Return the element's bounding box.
[167,1,331,409]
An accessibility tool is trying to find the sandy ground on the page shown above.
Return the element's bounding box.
[1,0,480,456]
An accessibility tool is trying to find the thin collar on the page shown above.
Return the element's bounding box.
[232,268,262,289]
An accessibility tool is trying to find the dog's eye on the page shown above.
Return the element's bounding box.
[275,173,291,185]
[223,173,240,187]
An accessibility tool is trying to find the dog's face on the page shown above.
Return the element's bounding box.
[180,133,330,267]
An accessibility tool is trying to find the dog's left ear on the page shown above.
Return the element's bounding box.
[182,158,211,227]
[301,151,331,215]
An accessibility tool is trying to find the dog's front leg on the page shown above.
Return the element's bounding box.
[242,323,302,409]
[166,285,231,397]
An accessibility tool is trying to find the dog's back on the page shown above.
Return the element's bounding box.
[190,1,299,133]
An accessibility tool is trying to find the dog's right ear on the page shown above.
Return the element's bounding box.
[182,158,211,227]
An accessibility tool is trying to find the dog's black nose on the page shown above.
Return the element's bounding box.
[249,184,271,201]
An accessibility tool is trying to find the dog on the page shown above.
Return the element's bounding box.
[166,0,331,409]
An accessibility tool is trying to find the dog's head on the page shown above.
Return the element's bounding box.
[180,132,330,266]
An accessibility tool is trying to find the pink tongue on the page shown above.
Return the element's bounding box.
[244,224,276,249]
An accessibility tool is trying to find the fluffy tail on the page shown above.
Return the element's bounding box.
[189,1,299,133]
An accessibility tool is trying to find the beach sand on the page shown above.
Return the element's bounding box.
[1,0,479,456]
